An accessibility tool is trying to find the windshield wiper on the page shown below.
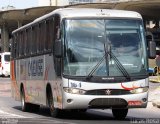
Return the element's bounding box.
[105,42,131,81]
[109,52,131,81]
[86,43,131,81]
[86,54,105,80]
[86,43,110,80]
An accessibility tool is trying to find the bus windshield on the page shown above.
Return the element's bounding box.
[63,19,147,77]
[4,55,10,62]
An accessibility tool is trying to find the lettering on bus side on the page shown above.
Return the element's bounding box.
[28,59,43,76]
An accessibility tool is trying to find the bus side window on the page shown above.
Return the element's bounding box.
[16,33,20,58]
[27,28,32,55]
[32,26,37,54]
[36,25,40,53]
[0,56,1,67]
[42,22,45,52]
[25,28,31,56]
[50,18,54,51]
[20,31,24,57]
[39,22,45,52]
[46,20,50,51]
[45,19,54,51]
[35,25,39,53]
[24,30,27,56]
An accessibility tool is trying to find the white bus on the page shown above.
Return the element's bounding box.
[11,8,156,119]
[0,52,10,77]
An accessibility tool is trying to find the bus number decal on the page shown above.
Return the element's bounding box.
[70,82,81,88]
[28,59,43,76]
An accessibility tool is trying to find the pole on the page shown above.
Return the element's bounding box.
[50,0,52,6]
[56,0,57,6]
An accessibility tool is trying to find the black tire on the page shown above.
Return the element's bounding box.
[48,91,61,117]
[112,108,128,120]
[21,88,31,112]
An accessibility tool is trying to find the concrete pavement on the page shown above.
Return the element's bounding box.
[149,88,160,108]
[0,78,11,97]
[149,76,160,108]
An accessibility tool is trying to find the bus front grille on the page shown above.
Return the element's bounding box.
[89,98,128,108]
[85,89,131,95]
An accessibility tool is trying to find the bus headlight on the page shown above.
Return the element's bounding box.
[130,87,149,94]
[63,87,86,95]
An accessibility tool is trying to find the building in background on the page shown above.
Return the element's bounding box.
[38,0,141,6]
[0,5,15,52]
[38,0,69,6]
[98,0,129,2]
[69,0,96,5]
[1,5,15,11]
[38,0,102,6]
[38,0,50,6]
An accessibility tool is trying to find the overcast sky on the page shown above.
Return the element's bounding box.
[0,0,38,9]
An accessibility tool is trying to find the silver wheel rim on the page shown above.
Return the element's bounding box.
[21,92,25,109]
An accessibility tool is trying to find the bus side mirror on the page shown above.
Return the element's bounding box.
[149,41,156,59]
[54,39,62,76]
[55,39,62,58]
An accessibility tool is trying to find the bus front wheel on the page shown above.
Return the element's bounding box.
[112,108,128,120]
[48,91,61,117]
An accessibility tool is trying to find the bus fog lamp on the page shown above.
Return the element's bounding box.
[142,98,147,102]
[67,99,72,103]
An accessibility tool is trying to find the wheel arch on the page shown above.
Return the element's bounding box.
[20,83,24,93]
[46,83,52,106]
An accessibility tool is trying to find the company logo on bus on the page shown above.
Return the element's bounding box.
[105,89,111,95]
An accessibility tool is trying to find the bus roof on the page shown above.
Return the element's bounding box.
[13,8,142,33]
[36,8,142,20]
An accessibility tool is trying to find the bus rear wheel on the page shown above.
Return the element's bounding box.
[48,91,61,117]
[112,108,128,120]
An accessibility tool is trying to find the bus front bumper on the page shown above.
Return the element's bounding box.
[62,92,148,109]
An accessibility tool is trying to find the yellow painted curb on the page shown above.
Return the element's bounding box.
[149,76,160,83]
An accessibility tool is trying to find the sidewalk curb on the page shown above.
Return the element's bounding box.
[150,80,160,83]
